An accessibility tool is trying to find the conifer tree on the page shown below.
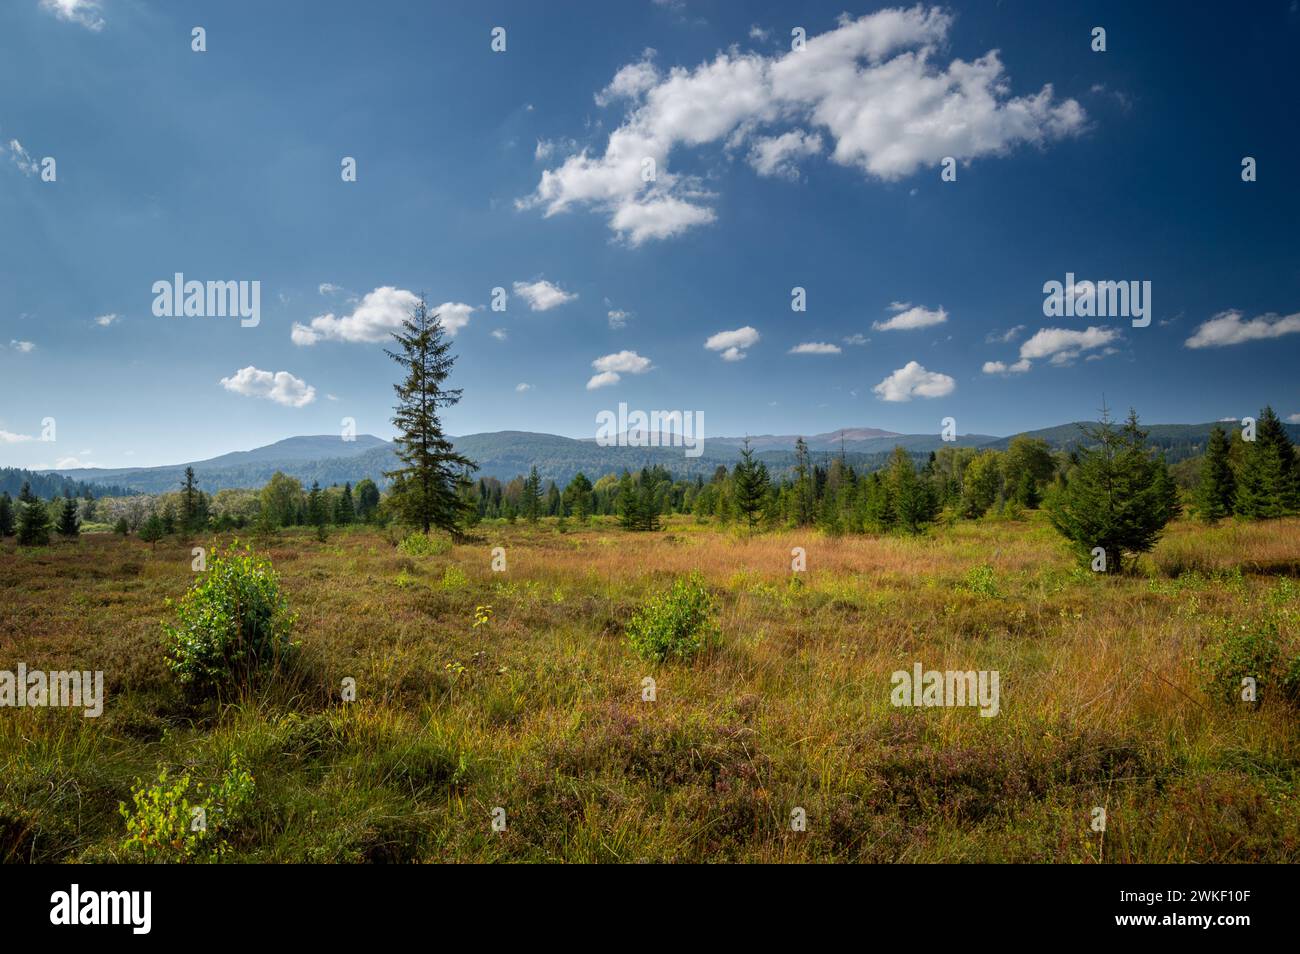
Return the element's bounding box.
[563,472,594,522]
[0,491,14,537]
[732,439,769,530]
[17,482,51,546]
[522,466,543,523]
[887,446,939,534]
[1234,407,1299,518]
[336,482,356,524]
[1044,408,1181,573]
[384,295,478,535]
[138,513,164,547]
[307,481,329,540]
[57,492,80,538]
[1196,424,1235,522]
[181,466,199,531]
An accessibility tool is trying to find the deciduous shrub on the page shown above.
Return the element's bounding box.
[1199,620,1280,706]
[398,532,451,557]
[627,573,720,662]
[119,757,254,862]
[163,542,297,696]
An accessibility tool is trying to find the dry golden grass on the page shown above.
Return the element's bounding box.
[1,513,1297,862]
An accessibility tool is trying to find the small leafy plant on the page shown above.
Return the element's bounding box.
[1199,620,1280,706]
[626,572,720,663]
[399,532,451,557]
[119,757,255,862]
[163,542,297,697]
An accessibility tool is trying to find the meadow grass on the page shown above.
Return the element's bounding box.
[2,513,1298,863]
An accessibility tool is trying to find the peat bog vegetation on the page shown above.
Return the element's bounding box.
[3,514,1298,863]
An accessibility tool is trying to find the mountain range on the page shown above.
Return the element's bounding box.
[31,420,1299,496]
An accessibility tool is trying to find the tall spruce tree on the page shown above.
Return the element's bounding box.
[17,489,51,546]
[336,482,356,524]
[1044,408,1181,573]
[792,438,816,527]
[886,446,938,534]
[1196,424,1235,522]
[522,466,543,523]
[181,466,199,531]
[0,491,14,537]
[57,492,81,538]
[384,296,478,535]
[732,438,769,530]
[1234,406,1299,519]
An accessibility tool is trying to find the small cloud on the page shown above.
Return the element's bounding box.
[748,24,770,41]
[39,0,104,31]
[1184,309,1300,349]
[0,429,35,444]
[982,359,1031,375]
[7,139,39,176]
[607,308,631,330]
[985,325,1024,344]
[705,326,759,361]
[1287,412,1300,424]
[842,333,869,346]
[748,129,823,180]
[587,350,652,389]
[53,456,98,469]
[789,342,841,355]
[491,328,508,341]
[873,361,956,401]
[10,340,35,353]
[873,304,947,331]
[515,382,534,392]
[219,366,316,407]
[513,279,577,311]
[292,287,478,345]
[94,313,120,327]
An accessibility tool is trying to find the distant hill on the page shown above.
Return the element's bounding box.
[0,466,136,500]
[40,419,1294,494]
[980,420,1300,461]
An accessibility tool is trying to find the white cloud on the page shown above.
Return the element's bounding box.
[872,361,956,401]
[7,140,39,176]
[318,283,344,296]
[985,325,1024,344]
[1014,325,1121,368]
[705,325,760,361]
[534,137,579,161]
[520,8,1084,244]
[608,309,631,329]
[587,350,652,389]
[595,52,661,107]
[491,328,508,341]
[873,304,947,331]
[10,339,35,353]
[842,333,869,346]
[0,429,35,443]
[749,25,771,41]
[1288,413,1300,424]
[291,287,477,345]
[515,382,534,392]
[94,313,119,327]
[53,456,98,469]
[789,341,842,354]
[982,358,1030,375]
[513,279,577,311]
[39,0,104,31]
[748,129,823,179]
[1184,309,1300,349]
[219,366,317,407]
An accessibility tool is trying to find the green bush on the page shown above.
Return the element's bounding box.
[163,542,297,696]
[119,757,254,862]
[1199,620,1280,706]
[398,532,451,557]
[958,564,1002,598]
[627,573,720,662]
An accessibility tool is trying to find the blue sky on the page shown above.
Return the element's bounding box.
[2,0,1298,470]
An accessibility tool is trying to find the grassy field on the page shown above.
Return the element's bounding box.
[2,513,1299,863]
